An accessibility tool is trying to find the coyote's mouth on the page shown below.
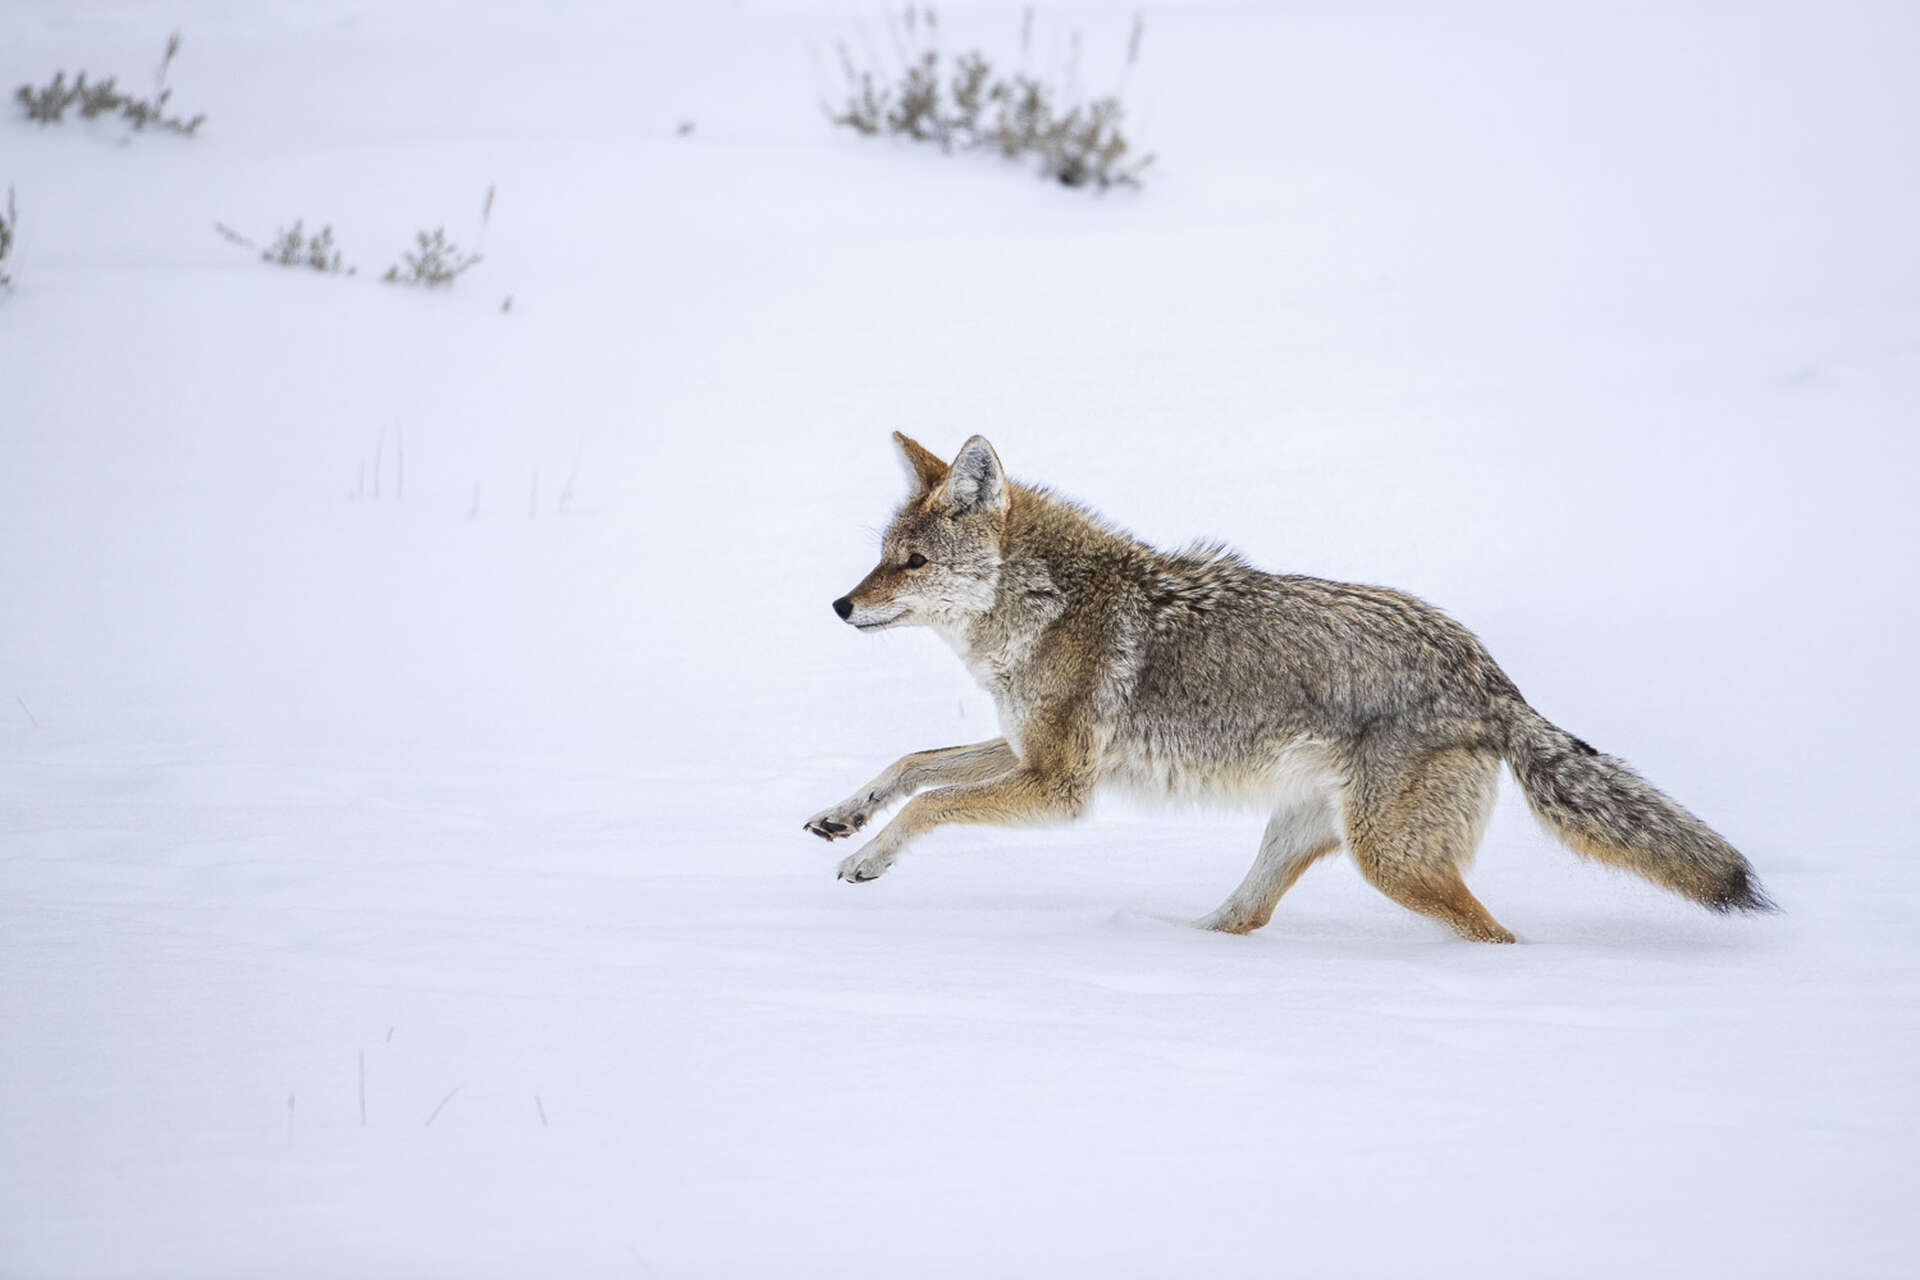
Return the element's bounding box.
[853,612,906,631]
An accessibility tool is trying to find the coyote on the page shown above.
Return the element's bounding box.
[804,433,1773,941]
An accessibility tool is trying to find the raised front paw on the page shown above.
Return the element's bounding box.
[803,799,872,841]
[836,845,896,883]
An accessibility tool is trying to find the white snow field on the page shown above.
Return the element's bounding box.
[4,0,1917,1275]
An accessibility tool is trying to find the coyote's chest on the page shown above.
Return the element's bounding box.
[970,654,1041,758]
[937,623,1051,758]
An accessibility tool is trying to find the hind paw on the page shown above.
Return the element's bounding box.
[1195,907,1265,935]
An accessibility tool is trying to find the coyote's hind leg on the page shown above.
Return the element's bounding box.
[1197,797,1343,934]
[1344,747,1513,943]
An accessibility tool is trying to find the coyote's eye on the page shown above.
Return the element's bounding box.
[905,553,928,569]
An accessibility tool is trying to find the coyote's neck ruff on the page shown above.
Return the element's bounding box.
[806,433,1773,942]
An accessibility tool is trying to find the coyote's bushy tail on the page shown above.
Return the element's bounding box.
[1500,702,1775,913]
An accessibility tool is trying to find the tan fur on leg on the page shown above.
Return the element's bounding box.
[1345,748,1515,943]
[805,739,1017,841]
[836,700,1095,883]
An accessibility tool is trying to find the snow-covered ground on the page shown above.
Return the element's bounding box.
[4,1,1917,1274]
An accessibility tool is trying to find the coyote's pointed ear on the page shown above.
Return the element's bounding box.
[940,435,1009,516]
[893,431,948,497]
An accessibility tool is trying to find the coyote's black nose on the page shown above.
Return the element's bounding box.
[832,597,853,620]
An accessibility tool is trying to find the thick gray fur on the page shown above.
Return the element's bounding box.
[806,433,1773,941]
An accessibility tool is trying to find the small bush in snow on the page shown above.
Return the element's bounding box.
[828,8,1152,191]
[214,220,355,276]
[264,222,352,275]
[13,34,206,137]
[382,228,482,288]
[0,187,15,289]
[214,189,496,292]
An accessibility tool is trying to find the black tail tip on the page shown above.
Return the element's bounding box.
[1706,866,1780,915]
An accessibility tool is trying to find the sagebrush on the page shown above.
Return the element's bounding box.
[384,187,492,288]
[265,222,350,274]
[215,220,354,275]
[382,228,482,288]
[828,8,1152,190]
[14,34,206,137]
[213,190,494,292]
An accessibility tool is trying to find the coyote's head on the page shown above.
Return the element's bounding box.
[831,433,1009,633]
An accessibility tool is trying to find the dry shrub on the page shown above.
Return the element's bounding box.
[828,7,1152,191]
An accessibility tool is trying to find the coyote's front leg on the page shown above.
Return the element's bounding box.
[834,765,1094,882]
[833,707,1096,882]
[804,739,1016,841]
